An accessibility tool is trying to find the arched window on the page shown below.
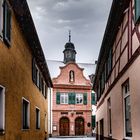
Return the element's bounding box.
[69,70,75,82]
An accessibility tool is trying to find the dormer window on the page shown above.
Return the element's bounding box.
[69,70,75,82]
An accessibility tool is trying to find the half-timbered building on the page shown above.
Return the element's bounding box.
[93,0,140,139]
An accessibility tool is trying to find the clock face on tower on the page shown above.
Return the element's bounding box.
[66,51,71,58]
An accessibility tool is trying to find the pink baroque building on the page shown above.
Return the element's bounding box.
[93,0,140,139]
[51,33,94,136]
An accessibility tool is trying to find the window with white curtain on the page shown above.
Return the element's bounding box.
[60,93,68,104]
[76,93,83,104]
[123,81,132,138]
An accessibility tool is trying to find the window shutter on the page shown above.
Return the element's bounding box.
[3,1,11,46]
[39,73,42,91]
[92,115,96,128]
[56,92,60,104]
[0,0,3,37]
[91,93,96,105]
[32,58,36,83]
[44,84,47,99]
[135,0,140,23]
[71,93,75,104]
[68,93,72,104]
[83,93,87,105]
[68,93,75,104]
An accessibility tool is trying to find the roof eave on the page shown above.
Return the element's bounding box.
[9,0,53,87]
[93,0,130,90]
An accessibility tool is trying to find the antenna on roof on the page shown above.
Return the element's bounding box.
[69,30,71,42]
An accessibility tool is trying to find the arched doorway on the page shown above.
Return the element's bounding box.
[75,117,84,135]
[59,117,69,136]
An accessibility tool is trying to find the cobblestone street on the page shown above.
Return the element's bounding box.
[48,137,96,140]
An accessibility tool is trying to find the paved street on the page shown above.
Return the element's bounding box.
[48,137,96,140]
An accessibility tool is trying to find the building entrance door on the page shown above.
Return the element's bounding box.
[75,117,84,135]
[59,117,69,136]
[100,119,104,140]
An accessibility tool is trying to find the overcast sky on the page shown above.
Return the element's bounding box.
[27,0,112,63]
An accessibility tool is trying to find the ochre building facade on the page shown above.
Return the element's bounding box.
[0,0,52,140]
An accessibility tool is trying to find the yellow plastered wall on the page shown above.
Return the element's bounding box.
[0,8,48,140]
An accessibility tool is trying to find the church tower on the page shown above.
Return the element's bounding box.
[63,31,77,64]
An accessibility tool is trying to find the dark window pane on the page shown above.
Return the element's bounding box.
[3,1,11,46]
[125,96,132,137]
[36,108,40,129]
[22,100,29,129]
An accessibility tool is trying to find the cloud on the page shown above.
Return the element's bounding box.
[27,0,113,63]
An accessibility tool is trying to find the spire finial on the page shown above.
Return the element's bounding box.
[69,30,71,42]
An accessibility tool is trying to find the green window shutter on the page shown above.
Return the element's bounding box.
[68,93,75,104]
[71,93,75,104]
[135,0,140,23]
[83,93,87,105]
[32,58,36,83]
[91,93,96,105]
[56,92,60,104]
[68,93,72,104]
[92,115,96,128]
[39,73,42,91]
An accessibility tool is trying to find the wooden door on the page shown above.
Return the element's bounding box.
[59,117,69,136]
[75,117,84,135]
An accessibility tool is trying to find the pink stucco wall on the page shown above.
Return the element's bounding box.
[96,0,140,139]
[52,62,92,136]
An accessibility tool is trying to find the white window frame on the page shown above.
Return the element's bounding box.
[0,0,3,38]
[35,107,40,129]
[22,97,30,130]
[0,85,5,132]
[76,93,83,104]
[123,81,132,139]
[60,93,68,104]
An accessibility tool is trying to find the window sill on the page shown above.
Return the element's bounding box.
[75,104,84,105]
[22,128,30,131]
[123,137,132,140]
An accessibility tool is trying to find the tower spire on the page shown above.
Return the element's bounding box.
[63,31,76,64]
[69,30,71,42]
